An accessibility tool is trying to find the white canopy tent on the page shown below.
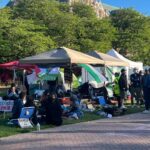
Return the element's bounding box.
[107,49,143,76]
[106,49,143,83]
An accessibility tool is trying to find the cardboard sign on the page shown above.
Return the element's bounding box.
[18,118,33,128]
[0,100,14,112]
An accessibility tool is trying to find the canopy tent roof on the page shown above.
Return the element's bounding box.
[107,49,143,70]
[20,47,104,67]
[87,51,129,67]
[79,64,108,88]
[0,61,40,74]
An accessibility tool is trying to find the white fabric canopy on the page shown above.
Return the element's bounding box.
[107,49,143,70]
[87,51,129,67]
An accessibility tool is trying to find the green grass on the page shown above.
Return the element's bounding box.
[63,111,103,125]
[0,112,102,138]
[0,105,145,138]
[125,105,145,114]
[0,119,33,138]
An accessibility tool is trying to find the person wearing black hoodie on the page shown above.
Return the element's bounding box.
[119,69,128,108]
[45,93,63,126]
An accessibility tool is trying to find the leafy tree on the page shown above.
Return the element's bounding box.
[110,8,150,65]
[11,0,116,52]
[72,2,97,19]
[75,18,116,52]
[0,0,116,63]
[0,8,55,63]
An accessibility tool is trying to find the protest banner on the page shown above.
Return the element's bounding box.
[0,100,14,112]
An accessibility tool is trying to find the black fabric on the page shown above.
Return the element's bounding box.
[47,80,57,93]
[78,82,89,97]
[143,87,150,110]
[45,99,63,126]
[93,86,108,102]
[11,99,23,119]
[103,106,127,116]
[114,94,121,108]
[130,73,141,88]
[119,74,128,91]
[142,74,150,88]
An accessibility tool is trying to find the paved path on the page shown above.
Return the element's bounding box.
[0,113,150,150]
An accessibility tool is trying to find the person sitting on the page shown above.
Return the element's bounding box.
[38,90,50,123]
[7,83,19,100]
[45,93,63,126]
[65,91,83,119]
[11,91,25,119]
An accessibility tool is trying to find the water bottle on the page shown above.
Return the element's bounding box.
[36,123,40,131]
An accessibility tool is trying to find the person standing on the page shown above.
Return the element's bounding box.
[139,70,144,104]
[113,72,121,108]
[118,69,128,109]
[130,68,143,106]
[142,69,150,113]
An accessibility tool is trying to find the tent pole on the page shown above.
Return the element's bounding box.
[13,69,16,83]
[70,64,72,91]
[23,70,25,86]
[104,65,106,78]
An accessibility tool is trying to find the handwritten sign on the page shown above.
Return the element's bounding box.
[18,118,33,128]
[0,100,14,112]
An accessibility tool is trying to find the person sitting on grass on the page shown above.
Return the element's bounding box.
[37,90,50,124]
[11,91,25,119]
[64,91,83,119]
[45,92,63,126]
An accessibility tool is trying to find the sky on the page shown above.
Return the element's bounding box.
[0,0,10,7]
[101,0,150,16]
[0,0,150,16]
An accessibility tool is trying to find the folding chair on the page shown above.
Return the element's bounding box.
[8,107,35,128]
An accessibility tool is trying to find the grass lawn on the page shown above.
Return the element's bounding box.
[0,111,103,138]
[0,105,145,138]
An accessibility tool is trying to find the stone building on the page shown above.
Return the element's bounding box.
[7,0,118,18]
